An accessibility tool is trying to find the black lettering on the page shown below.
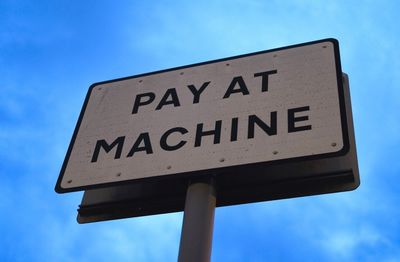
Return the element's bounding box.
[187,81,210,104]
[254,70,277,92]
[223,76,250,99]
[132,92,156,114]
[127,133,153,157]
[160,127,188,151]
[195,120,222,147]
[248,112,277,138]
[231,117,238,142]
[91,136,125,163]
[288,106,312,133]
[156,88,180,110]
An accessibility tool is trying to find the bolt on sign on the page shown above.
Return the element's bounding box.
[56,39,359,198]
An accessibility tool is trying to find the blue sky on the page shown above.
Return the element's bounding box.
[1,0,400,261]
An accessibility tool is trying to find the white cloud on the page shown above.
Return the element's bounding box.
[320,226,397,261]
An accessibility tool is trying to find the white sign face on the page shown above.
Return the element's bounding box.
[56,39,349,192]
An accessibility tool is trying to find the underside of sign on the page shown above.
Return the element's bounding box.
[56,38,352,194]
[77,73,359,223]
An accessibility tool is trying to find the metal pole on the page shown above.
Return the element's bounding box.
[178,177,216,262]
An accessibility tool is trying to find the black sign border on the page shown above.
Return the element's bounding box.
[55,38,349,193]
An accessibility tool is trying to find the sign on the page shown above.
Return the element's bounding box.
[56,38,350,193]
[77,73,359,223]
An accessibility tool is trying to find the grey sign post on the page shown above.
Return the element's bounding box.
[178,178,216,262]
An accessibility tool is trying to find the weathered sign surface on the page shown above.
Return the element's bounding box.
[56,38,350,193]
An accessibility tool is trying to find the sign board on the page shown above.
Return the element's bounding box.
[56,38,350,193]
[77,73,359,223]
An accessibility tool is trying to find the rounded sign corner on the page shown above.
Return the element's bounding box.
[77,214,85,224]
[351,178,361,191]
[334,140,350,157]
[88,82,102,94]
[322,38,339,46]
[55,182,67,194]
